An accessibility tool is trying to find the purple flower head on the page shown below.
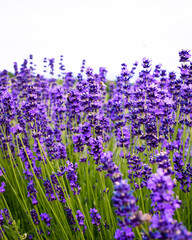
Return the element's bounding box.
[79,122,92,142]
[147,168,175,196]
[142,57,151,69]
[30,209,40,225]
[116,126,130,148]
[89,208,101,230]
[150,151,173,175]
[0,182,6,193]
[1,209,12,225]
[64,161,81,195]
[172,152,191,192]
[79,157,87,163]
[114,227,134,240]
[73,135,84,153]
[89,136,103,164]
[100,151,122,183]
[112,180,138,218]
[64,207,75,227]
[0,167,5,177]
[0,212,4,227]
[179,49,191,62]
[23,169,33,181]
[28,234,34,239]
[76,210,85,226]
[10,124,23,135]
[43,179,56,201]
[146,168,184,239]
[54,143,67,160]
[27,181,38,205]
[174,225,192,240]
[76,210,87,232]
[40,213,51,227]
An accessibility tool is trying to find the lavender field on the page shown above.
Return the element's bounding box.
[1,51,192,239]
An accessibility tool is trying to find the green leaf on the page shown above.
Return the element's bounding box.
[16,219,20,229]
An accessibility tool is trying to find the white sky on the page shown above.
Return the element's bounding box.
[0,0,192,79]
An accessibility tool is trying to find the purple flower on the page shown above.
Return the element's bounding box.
[76,210,85,226]
[112,180,138,218]
[0,167,5,177]
[40,213,51,227]
[0,182,5,193]
[64,207,75,227]
[147,168,180,214]
[146,168,184,239]
[89,208,101,231]
[54,143,67,160]
[27,181,38,205]
[114,227,134,240]
[89,136,103,164]
[150,151,173,176]
[0,211,5,237]
[10,124,23,135]
[174,225,192,240]
[79,157,87,163]
[43,179,56,201]
[73,135,84,152]
[76,210,87,233]
[64,161,81,195]
[100,152,122,183]
[112,179,144,239]
[1,209,12,225]
[173,152,191,192]
[179,49,191,62]
[30,209,40,225]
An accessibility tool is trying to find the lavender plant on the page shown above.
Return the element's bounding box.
[0,50,192,239]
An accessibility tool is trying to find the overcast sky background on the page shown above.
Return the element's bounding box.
[0,0,192,80]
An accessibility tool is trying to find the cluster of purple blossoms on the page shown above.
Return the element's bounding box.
[0,212,5,238]
[173,152,192,192]
[116,126,130,149]
[150,151,173,176]
[119,152,152,189]
[76,210,87,233]
[145,168,192,240]
[89,208,101,231]
[50,86,66,124]
[44,126,67,161]
[43,160,80,202]
[112,180,138,218]
[64,160,81,195]
[0,182,5,193]
[112,180,146,240]
[0,168,5,177]
[50,173,67,203]
[0,208,12,237]
[73,135,84,153]
[78,122,92,142]
[27,181,38,205]
[64,207,76,229]
[179,50,191,62]
[43,179,56,202]
[30,209,52,237]
[147,168,180,215]
[30,209,40,225]
[0,209,12,225]
[114,227,135,240]
[99,152,122,183]
[40,213,52,227]
[0,91,16,125]
[89,137,103,165]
